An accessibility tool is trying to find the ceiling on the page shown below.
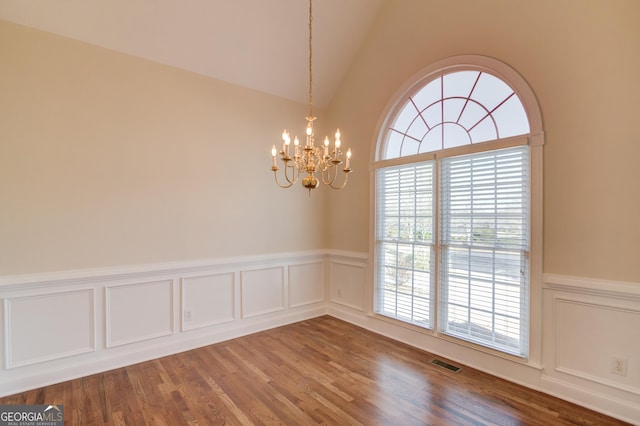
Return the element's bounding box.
[0,0,384,108]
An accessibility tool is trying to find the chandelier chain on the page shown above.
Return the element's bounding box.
[308,0,313,119]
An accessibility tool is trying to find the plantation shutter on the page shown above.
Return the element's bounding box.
[439,146,530,356]
[375,161,435,328]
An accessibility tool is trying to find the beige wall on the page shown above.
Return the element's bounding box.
[0,20,327,275]
[3,0,640,284]
[326,0,640,283]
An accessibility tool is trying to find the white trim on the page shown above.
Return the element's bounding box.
[544,273,640,300]
[541,375,639,425]
[0,250,328,289]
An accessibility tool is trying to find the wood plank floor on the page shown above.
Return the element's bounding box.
[0,316,630,425]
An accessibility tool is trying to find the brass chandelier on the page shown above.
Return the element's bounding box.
[270,0,352,193]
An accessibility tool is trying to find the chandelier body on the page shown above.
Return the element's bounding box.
[270,0,352,193]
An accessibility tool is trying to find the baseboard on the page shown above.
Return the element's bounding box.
[540,375,639,425]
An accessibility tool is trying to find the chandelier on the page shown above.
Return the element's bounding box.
[270,0,352,193]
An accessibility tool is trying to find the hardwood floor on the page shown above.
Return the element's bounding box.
[0,316,629,425]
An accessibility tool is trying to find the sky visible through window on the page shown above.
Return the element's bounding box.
[384,71,530,160]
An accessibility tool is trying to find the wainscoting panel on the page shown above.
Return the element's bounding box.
[541,275,640,423]
[554,298,640,391]
[329,259,366,311]
[240,267,285,319]
[105,279,174,347]
[181,272,235,331]
[288,262,324,308]
[4,289,95,369]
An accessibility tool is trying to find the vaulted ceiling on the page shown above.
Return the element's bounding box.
[0,0,384,108]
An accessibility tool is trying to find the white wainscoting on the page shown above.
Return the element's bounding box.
[106,279,174,347]
[240,267,285,319]
[4,289,95,369]
[1,252,638,423]
[289,261,325,308]
[0,251,328,397]
[328,252,368,311]
[181,272,235,331]
[541,274,640,423]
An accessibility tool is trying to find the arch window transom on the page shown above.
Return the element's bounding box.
[384,71,530,159]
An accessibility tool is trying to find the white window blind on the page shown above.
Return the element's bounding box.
[439,146,530,356]
[375,162,434,328]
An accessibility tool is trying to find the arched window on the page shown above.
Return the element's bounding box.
[373,56,543,358]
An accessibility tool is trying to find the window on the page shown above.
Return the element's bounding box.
[374,57,542,358]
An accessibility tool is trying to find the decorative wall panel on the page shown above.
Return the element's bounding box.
[106,279,174,347]
[240,267,284,318]
[329,260,366,311]
[539,275,640,423]
[289,262,324,308]
[181,272,235,331]
[4,289,94,368]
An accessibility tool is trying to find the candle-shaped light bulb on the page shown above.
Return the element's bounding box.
[293,136,300,157]
[306,122,313,136]
[271,145,277,167]
[282,130,289,153]
[335,128,341,141]
[284,133,290,156]
[334,137,341,161]
[346,148,352,169]
[323,137,330,157]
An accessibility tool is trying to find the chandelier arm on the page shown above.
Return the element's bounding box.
[273,170,295,188]
[283,162,300,185]
[327,170,351,190]
[320,163,339,186]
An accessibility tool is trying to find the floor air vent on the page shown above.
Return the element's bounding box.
[429,358,462,373]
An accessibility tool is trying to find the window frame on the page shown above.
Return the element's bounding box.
[369,55,544,364]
